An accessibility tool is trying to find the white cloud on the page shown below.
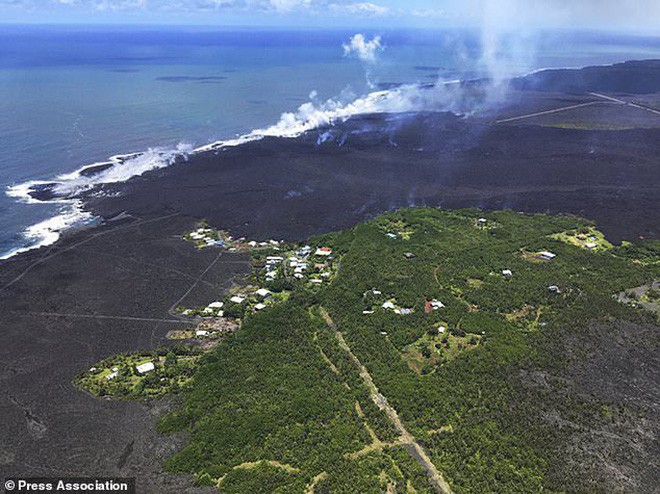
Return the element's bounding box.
[342,33,383,63]
[333,2,389,16]
[411,8,445,18]
[268,0,311,13]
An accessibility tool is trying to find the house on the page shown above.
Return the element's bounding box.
[266,271,277,279]
[404,252,416,259]
[266,256,284,263]
[269,239,280,246]
[548,285,561,294]
[502,269,513,278]
[585,242,597,250]
[208,301,224,309]
[315,247,333,256]
[437,326,446,334]
[294,273,304,279]
[214,240,225,247]
[294,267,304,274]
[106,371,118,380]
[539,251,556,260]
[254,303,267,311]
[425,299,444,313]
[230,296,246,304]
[395,308,414,315]
[372,289,382,295]
[382,301,396,310]
[363,310,375,314]
[248,241,258,247]
[255,288,271,299]
[196,330,209,337]
[136,362,155,374]
[310,279,323,284]
[386,233,397,239]
[478,218,487,225]
[314,263,328,270]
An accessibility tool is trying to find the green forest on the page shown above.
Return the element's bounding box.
[132,208,660,492]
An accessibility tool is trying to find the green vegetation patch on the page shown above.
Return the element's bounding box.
[75,347,202,399]
[550,225,613,252]
[83,208,660,492]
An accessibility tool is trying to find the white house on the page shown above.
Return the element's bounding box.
[255,288,271,298]
[196,330,209,337]
[382,301,396,310]
[208,301,224,309]
[254,303,267,311]
[502,269,513,278]
[230,296,246,304]
[585,242,597,250]
[430,299,445,309]
[136,362,155,374]
[539,251,556,260]
[315,247,332,256]
[437,326,446,334]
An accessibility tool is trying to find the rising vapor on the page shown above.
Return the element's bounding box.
[342,34,383,63]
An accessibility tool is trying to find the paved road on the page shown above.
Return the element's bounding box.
[495,100,607,123]
[15,311,193,324]
[590,92,660,117]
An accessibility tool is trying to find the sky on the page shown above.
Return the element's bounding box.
[0,0,659,33]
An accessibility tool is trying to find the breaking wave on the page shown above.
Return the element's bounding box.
[3,78,495,261]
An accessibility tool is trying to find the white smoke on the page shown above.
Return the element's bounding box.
[342,34,383,63]
[471,0,660,32]
[52,142,193,197]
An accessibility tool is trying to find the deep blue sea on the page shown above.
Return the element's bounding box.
[1,25,660,259]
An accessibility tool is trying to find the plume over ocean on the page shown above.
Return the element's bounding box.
[2,26,660,260]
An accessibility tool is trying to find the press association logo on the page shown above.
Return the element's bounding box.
[3,478,135,493]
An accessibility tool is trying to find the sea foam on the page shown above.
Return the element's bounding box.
[2,80,479,261]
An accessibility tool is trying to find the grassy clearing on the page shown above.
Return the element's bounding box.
[75,347,202,399]
[549,225,613,252]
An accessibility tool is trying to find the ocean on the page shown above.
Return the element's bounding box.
[1,25,660,259]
